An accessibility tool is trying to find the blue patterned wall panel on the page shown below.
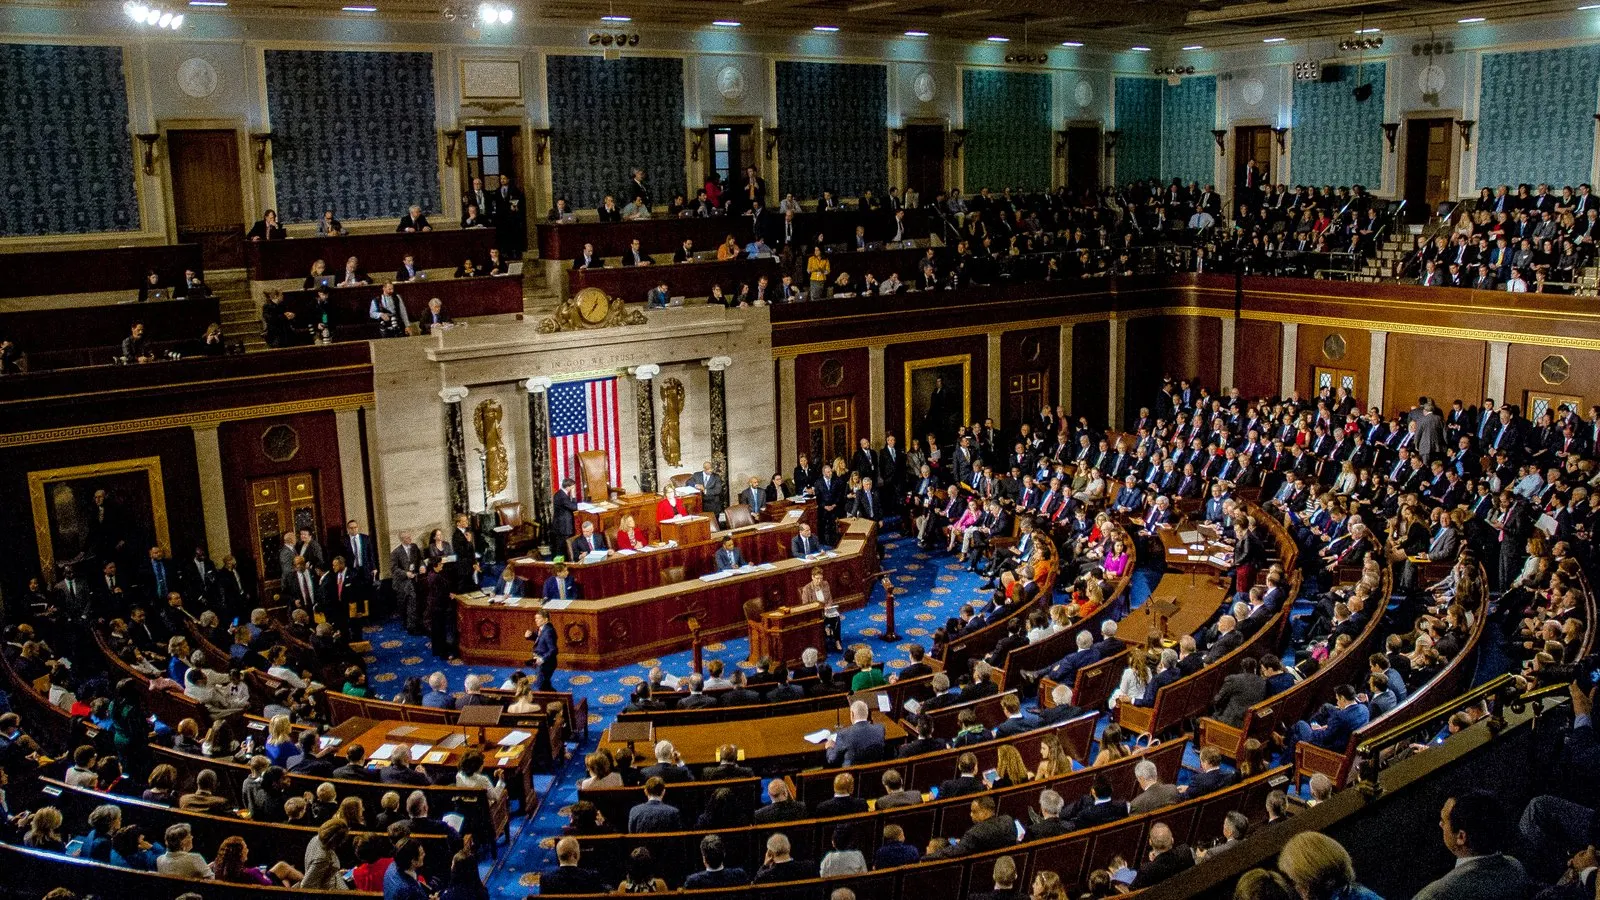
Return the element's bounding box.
[0,43,139,235]
[546,55,686,210]
[1115,76,1162,184]
[776,61,888,200]
[264,50,439,224]
[962,69,1052,192]
[1291,62,1385,187]
[1161,75,1217,186]
[1478,47,1600,189]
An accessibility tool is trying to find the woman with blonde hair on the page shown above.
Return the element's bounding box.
[1108,645,1152,709]
[991,744,1030,788]
[506,684,540,715]
[1029,870,1068,900]
[614,514,647,550]
[263,713,297,767]
[1034,732,1073,781]
[1277,831,1384,900]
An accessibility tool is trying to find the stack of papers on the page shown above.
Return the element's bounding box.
[423,750,449,765]
[582,549,609,563]
[803,729,836,745]
[700,570,734,582]
[542,598,573,610]
[369,744,400,762]
[496,730,533,747]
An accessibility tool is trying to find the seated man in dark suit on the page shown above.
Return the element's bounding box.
[925,795,1018,858]
[569,520,608,557]
[815,772,869,817]
[824,701,885,766]
[572,242,603,270]
[331,744,379,781]
[1182,746,1238,798]
[626,777,682,833]
[639,740,696,783]
[542,563,581,601]
[488,566,524,599]
[683,835,748,890]
[1064,776,1128,829]
[937,752,986,799]
[700,744,755,782]
[675,674,718,709]
[713,535,747,572]
[1131,823,1195,889]
[992,693,1040,738]
[396,205,431,233]
[960,661,1001,703]
[1037,683,1085,724]
[540,837,611,895]
[1135,648,1183,707]
[1027,630,1097,686]
[1286,683,1371,755]
[753,780,808,824]
[790,522,824,557]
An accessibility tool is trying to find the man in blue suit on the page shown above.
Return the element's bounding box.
[1135,648,1182,707]
[527,609,559,691]
[1113,475,1145,512]
[714,536,747,571]
[421,672,455,709]
[627,777,682,833]
[1027,630,1098,687]
[992,694,1040,738]
[490,567,524,599]
[790,523,824,558]
[1287,684,1370,754]
[825,701,886,766]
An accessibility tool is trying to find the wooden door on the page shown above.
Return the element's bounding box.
[1404,118,1453,222]
[1065,126,1101,200]
[250,471,318,590]
[464,126,520,193]
[707,124,754,188]
[1313,366,1359,400]
[1005,371,1051,438]
[1525,391,1584,425]
[806,398,855,468]
[904,125,946,201]
[1232,127,1273,207]
[167,129,244,269]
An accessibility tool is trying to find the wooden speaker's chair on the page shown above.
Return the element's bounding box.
[724,506,756,530]
[493,500,538,553]
[669,473,693,490]
[576,449,611,502]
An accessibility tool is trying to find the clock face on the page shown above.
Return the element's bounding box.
[574,287,610,324]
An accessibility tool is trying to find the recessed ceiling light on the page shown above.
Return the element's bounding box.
[342,6,375,11]
[986,35,1009,42]
[1262,36,1286,42]
[600,14,630,21]
[1458,15,1485,22]
[813,24,838,31]
[1354,27,1380,33]
[1060,40,1083,47]
[1582,4,1600,9]
[712,19,740,26]
[1130,45,1151,51]
[189,2,226,6]
[1182,44,1203,50]
[904,30,928,37]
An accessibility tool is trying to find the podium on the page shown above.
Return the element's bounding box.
[747,601,825,667]
[659,515,713,546]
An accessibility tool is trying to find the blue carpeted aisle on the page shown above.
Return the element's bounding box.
[359,533,1158,897]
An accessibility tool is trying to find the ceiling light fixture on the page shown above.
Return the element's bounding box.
[1263,36,1286,42]
[1457,16,1485,22]
[1130,45,1151,51]
[813,24,838,31]
[712,19,740,26]
[600,14,630,21]
[904,30,928,36]
[478,2,512,23]
[1582,4,1600,9]
[125,2,186,25]
[188,1,226,6]
[1355,27,1380,33]
[1060,40,1083,47]
[987,35,1009,42]
[342,5,376,11]
[1182,44,1202,50]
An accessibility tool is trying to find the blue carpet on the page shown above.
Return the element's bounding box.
[361,532,1013,897]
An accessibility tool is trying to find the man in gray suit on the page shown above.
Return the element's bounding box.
[1129,759,1181,813]
[391,531,425,634]
[1414,791,1530,900]
[277,531,298,581]
[1409,396,1449,463]
[688,460,726,520]
[824,701,886,766]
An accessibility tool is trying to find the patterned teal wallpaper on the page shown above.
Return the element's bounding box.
[1114,77,1162,184]
[1478,47,1600,189]
[962,69,1052,192]
[546,55,686,210]
[776,61,888,200]
[1290,62,1386,188]
[0,44,139,235]
[265,50,439,224]
[1161,75,1217,186]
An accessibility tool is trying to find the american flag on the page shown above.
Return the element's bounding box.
[548,377,621,498]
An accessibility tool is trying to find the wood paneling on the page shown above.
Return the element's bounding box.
[1234,319,1281,400]
[0,296,221,372]
[1072,321,1109,425]
[1295,322,1371,401]
[883,335,988,440]
[0,428,204,593]
[0,244,204,300]
[1504,344,1598,416]
[998,326,1061,436]
[793,348,870,464]
[1383,334,1486,417]
[1122,315,1221,422]
[218,411,346,585]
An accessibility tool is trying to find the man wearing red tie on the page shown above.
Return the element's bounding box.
[318,556,351,629]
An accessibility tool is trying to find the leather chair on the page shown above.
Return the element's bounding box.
[661,566,686,586]
[577,449,611,502]
[724,506,756,530]
[669,473,693,490]
[493,500,538,553]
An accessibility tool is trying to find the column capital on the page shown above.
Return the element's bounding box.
[524,377,552,394]
[705,355,734,372]
[439,386,470,404]
[629,364,661,381]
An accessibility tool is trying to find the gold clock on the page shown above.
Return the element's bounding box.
[575,287,611,325]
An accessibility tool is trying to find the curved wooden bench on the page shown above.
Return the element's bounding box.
[940,537,1060,675]
[0,841,378,900]
[91,627,213,729]
[578,775,764,831]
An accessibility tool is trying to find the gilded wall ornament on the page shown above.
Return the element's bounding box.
[472,398,509,497]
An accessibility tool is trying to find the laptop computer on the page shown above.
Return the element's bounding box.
[506,262,524,276]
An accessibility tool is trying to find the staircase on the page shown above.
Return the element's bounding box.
[1356,227,1420,282]
[209,271,265,352]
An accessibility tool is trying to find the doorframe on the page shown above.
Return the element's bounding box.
[1228,119,1273,211]
[1061,119,1103,198]
[1397,109,1464,206]
[458,114,532,222]
[156,118,254,258]
[702,115,768,199]
[896,116,949,198]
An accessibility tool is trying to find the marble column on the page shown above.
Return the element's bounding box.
[334,407,370,528]
[190,425,232,559]
[440,387,470,517]
[867,346,886,443]
[1485,341,1510,407]
[1367,331,1389,409]
[1218,317,1238,390]
[1107,317,1126,427]
[1058,323,1074,409]
[986,332,1003,425]
[525,378,553,527]
[630,365,661,494]
[706,356,733,511]
[1280,322,1300,397]
[777,356,798,474]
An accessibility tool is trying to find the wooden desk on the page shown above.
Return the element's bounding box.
[748,601,825,667]
[659,514,713,546]
[599,706,907,771]
[244,229,498,281]
[2,295,222,371]
[0,243,204,300]
[1117,572,1230,646]
[280,273,523,339]
[511,518,804,598]
[461,518,878,668]
[319,716,535,811]
[572,490,703,538]
[1156,524,1234,574]
[570,255,779,301]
